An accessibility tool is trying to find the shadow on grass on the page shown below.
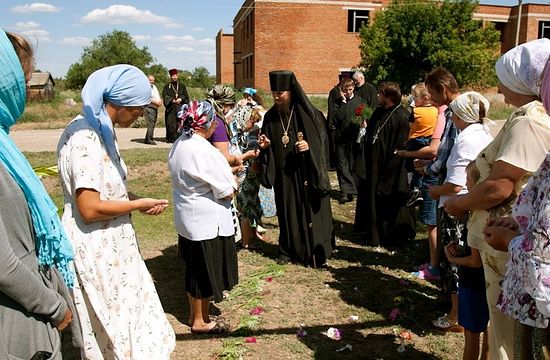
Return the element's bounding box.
[145,244,189,325]
[173,321,437,359]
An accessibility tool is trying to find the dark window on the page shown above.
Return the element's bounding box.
[539,21,550,39]
[492,21,507,43]
[347,9,369,33]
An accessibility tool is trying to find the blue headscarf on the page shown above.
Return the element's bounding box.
[0,30,75,286]
[81,65,150,166]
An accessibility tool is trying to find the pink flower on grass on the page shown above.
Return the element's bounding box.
[389,308,401,321]
[266,276,273,282]
[244,337,257,343]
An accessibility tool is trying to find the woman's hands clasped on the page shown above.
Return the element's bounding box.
[136,198,169,215]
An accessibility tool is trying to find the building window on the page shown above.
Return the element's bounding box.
[539,21,550,39]
[348,9,369,33]
[492,21,507,43]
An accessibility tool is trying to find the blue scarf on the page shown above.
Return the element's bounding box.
[81,64,151,168]
[0,30,74,286]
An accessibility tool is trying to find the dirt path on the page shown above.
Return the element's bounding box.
[11,127,173,152]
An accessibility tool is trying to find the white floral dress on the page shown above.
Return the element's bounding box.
[57,116,175,359]
[497,151,550,328]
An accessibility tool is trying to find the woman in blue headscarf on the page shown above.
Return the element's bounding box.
[0,30,75,360]
[57,65,175,359]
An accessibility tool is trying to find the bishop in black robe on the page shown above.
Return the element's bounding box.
[354,82,414,246]
[162,69,190,143]
[260,70,334,267]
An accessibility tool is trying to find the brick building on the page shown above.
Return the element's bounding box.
[216,0,550,95]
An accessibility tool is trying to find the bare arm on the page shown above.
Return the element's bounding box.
[395,138,440,159]
[75,188,168,223]
[428,182,462,200]
[213,141,240,165]
[444,160,526,217]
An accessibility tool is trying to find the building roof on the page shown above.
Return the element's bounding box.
[28,72,55,87]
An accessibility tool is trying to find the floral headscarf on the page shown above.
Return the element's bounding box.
[177,100,215,137]
[542,57,550,115]
[495,38,550,96]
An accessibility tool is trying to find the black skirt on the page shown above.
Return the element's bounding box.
[178,234,238,302]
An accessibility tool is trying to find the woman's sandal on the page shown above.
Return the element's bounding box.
[191,321,230,335]
[432,315,463,333]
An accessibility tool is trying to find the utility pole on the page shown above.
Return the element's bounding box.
[515,0,523,46]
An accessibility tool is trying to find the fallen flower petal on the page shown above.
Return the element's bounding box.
[399,330,413,341]
[249,306,264,315]
[348,315,359,322]
[326,327,342,340]
[389,308,400,321]
[265,276,273,282]
[244,336,257,343]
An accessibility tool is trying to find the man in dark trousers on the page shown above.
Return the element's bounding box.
[333,77,362,203]
[354,82,414,246]
[162,68,189,143]
[258,70,334,267]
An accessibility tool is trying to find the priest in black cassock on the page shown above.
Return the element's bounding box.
[162,68,190,143]
[354,82,415,246]
[258,70,334,267]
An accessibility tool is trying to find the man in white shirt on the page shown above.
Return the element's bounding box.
[144,75,162,145]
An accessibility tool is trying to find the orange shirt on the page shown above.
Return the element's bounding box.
[409,106,438,139]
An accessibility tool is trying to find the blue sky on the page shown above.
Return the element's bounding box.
[0,1,548,78]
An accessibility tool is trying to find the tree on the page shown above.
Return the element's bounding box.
[359,0,500,90]
[65,30,160,89]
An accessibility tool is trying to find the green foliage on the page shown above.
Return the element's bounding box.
[359,0,500,90]
[65,30,159,89]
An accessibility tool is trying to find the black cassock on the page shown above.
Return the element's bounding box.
[261,105,334,267]
[354,104,415,246]
[162,81,189,142]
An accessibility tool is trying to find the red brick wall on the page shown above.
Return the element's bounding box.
[216,30,234,85]
[243,1,375,95]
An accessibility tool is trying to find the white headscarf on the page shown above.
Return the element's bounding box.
[449,91,490,124]
[495,38,550,96]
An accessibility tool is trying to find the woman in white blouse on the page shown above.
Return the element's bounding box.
[169,100,238,335]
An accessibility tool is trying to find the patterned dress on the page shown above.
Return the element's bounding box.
[497,151,550,329]
[57,116,175,359]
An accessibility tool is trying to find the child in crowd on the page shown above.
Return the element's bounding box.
[443,162,489,360]
[405,83,438,207]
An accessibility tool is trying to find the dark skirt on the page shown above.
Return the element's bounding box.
[178,234,238,303]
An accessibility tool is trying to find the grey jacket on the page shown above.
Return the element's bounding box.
[0,164,71,359]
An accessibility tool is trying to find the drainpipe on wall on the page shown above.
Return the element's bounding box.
[515,0,523,46]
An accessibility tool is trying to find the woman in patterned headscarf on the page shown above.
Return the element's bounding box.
[169,100,238,334]
[57,65,175,359]
[444,38,550,359]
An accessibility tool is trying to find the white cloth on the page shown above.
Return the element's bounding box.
[150,84,161,108]
[169,134,236,241]
[440,123,493,207]
[449,91,490,124]
[495,38,550,96]
[57,116,175,359]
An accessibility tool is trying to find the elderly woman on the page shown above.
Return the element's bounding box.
[445,38,550,359]
[169,100,238,335]
[57,65,175,359]
[482,56,550,358]
[0,30,75,360]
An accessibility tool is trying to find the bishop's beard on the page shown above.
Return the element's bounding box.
[277,102,291,117]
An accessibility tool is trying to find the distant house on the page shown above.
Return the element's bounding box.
[28,72,55,101]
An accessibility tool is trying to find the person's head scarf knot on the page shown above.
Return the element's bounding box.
[177,100,215,137]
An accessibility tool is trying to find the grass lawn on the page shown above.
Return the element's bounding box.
[28,148,464,359]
